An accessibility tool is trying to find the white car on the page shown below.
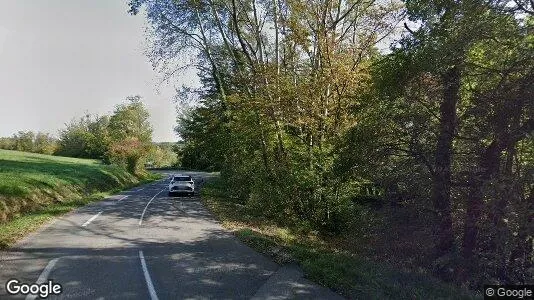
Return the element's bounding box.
[168,174,195,196]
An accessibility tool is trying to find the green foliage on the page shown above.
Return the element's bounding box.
[177,102,229,171]
[0,131,58,155]
[146,143,179,168]
[134,0,533,289]
[361,0,534,286]
[13,131,35,152]
[49,96,155,174]
[105,96,154,174]
[108,95,152,143]
[203,180,477,299]
[56,114,110,158]
[107,137,151,174]
[33,132,58,155]
[2,96,157,177]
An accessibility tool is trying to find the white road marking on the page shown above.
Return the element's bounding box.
[25,258,59,300]
[139,250,159,300]
[136,188,145,192]
[81,211,102,227]
[117,195,129,202]
[139,189,165,226]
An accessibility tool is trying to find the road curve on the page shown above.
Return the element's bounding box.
[0,171,342,299]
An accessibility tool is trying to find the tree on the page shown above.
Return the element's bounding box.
[146,143,179,168]
[131,0,533,286]
[364,0,534,284]
[107,137,151,174]
[56,114,108,158]
[457,16,534,281]
[33,132,58,155]
[0,137,16,150]
[106,96,153,174]
[13,131,35,152]
[131,0,403,229]
[108,96,152,143]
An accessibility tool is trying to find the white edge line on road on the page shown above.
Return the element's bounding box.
[81,211,102,227]
[139,250,159,300]
[25,258,60,300]
[117,195,129,202]
[139,189,165,226]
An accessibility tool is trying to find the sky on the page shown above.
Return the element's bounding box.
[0,0,197,142]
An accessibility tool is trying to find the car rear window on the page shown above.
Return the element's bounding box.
[173,176,191,181]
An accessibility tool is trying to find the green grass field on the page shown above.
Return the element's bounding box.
[0,149,158,247]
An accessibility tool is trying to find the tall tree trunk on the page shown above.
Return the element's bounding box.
[462,141,501,261]
[513,188,534,282]
[431,66,460,258]
[462,186,484,260]
[257,115,271,175]
[462,115,532,280]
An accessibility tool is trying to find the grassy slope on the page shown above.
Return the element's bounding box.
[0,149,159,248]
[201,177,480,300]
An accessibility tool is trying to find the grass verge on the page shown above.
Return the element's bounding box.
[201,176,480,299]
[0,149,161,248]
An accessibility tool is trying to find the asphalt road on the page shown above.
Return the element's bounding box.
[0,171,342,299]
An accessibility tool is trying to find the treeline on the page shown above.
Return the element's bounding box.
[0,96,178,172]
[0,131,58,155]
[131,0,533,288]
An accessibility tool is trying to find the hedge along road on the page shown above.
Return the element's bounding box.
[0,171,343,299]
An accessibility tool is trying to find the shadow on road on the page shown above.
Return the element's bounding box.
[0,171,340,299]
